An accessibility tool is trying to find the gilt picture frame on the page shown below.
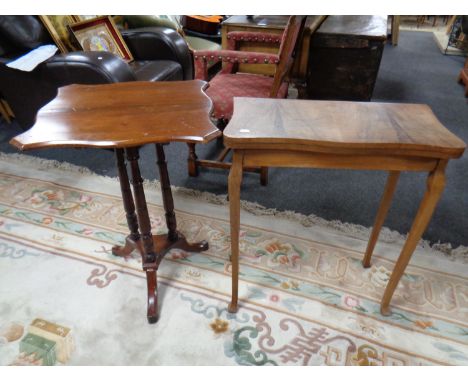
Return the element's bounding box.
[39,15,82,53]
[69,16,133,62]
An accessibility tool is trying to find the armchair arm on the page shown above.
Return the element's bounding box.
[226,31,282,50]
[40,51,136,86]
[193,49,279,80]
[0,51,136,129]
[121,27,193,80]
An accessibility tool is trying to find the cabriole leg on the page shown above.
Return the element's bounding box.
[362,171,400,268]
[228,150,244,314]
[126,147,159,324]
[380,161,447,316]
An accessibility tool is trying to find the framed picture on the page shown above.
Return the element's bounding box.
[39,15,82,53]
[69,16,133,62]
[75,16,99,21]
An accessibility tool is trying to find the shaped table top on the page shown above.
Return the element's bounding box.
[223,98,466,159]
[10,80,221,150]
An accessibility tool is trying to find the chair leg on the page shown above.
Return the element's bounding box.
[187,143,199,177]
[187,118,268,185]
[260,167,268,186]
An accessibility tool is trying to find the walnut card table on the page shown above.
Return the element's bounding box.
[224,97,466,316]
[10,80,221,323]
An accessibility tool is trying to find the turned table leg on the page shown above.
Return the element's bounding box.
[187,143,199,177]
[112,145,211,324]
[156,144,178,242]
[112,148,141,257]
[362,171,400,268]
[228,150,244,314]
[155,144,209,253]
[126,147,159,323]
[380,160,447,316]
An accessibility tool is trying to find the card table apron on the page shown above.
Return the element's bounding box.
[223,97,466,316]
[10,80,221,324]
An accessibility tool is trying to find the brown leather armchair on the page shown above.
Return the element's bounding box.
[0,16,194,129]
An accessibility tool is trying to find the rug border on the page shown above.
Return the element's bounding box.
[0,152,466,263]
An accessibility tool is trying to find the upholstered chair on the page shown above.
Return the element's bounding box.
[187,16,307,185]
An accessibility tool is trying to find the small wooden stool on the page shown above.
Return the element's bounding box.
[224,97,465,316]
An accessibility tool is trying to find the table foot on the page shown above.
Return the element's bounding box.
[176,238,209,252]
[153,232,208,260]
[112,231,208,324]
[228,301,238,314]
[362,260,372,269]
[146,268,159,324]
[380,305,392,316]
[112,236,139,257]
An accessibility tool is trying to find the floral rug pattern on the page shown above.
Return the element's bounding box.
[0,156,467,365]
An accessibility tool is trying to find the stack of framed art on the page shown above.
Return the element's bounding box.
[39,15,133,62]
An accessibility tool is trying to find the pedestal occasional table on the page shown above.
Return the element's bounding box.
[10,80,221,323]
[224,97,466,316]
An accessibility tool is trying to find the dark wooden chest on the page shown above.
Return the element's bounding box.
[306,15,387,101]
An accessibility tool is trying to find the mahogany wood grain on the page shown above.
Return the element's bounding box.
[10,80,221,151]
[116,145,209,323]
[224,98,466,159]
[226,98,465,316]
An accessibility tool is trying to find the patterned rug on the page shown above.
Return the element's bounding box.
[0,153,467,366]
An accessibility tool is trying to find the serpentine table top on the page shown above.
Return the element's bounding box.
[223,97,465,317]
[223,98,465,159]
[10,80,221,150]
[10,80,221,324]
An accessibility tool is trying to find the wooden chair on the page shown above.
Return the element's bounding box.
[188,15,309,185]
